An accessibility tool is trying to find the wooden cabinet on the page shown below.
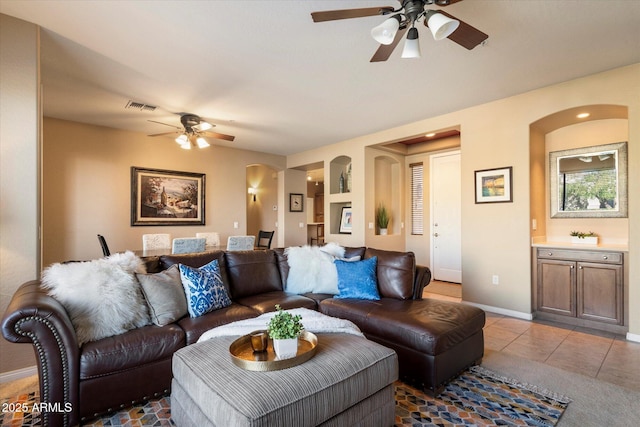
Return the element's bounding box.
[536,248,623,325]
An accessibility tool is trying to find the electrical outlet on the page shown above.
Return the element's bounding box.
[492,275,499,285]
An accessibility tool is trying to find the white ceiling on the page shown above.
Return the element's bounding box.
[2,0,639,156]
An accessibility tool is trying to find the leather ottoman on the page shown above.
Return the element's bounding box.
[171,333,398,427]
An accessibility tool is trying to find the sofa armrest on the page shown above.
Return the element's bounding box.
[2,280,80,427]
[413,265,432,300]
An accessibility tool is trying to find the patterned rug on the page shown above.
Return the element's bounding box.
[1,366,569,427]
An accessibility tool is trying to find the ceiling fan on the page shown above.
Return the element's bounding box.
[148,113,235,149]
[311,0,488,62]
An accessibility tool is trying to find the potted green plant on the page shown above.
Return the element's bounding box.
[267,305,304,359]
[376,203,390,235]
[569,230,598,245]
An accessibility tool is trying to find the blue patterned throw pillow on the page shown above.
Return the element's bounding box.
[334,256,380,300]
[179,259,232,318]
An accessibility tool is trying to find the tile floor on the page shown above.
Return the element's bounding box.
[425,283,640,392]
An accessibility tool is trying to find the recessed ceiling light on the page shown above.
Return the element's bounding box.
[425,132,436,138]
[576,112,590,119]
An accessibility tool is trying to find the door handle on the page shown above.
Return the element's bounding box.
[433,233,439,237]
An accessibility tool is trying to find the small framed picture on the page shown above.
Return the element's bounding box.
[289,193,304,212]
[339,207,353,234]
[474,166,513,204]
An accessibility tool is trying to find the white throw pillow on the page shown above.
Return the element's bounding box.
[285,245,343,294]
[41,251,150,346]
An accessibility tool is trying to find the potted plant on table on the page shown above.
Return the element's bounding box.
[376,203,390,235]
[267,305,304,359]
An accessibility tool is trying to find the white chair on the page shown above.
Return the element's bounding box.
[172,237,206,254]
[142,234,171,251]
[226,235,255,251]
[196,232,221,247]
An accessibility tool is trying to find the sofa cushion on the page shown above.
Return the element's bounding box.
[178,304,259,345]
[364,248,415,300]
[225,250,282,299]
[137,264,188,326]
[160,251,229,290]
[335,257,380,300]
[235,291,317,314]
[79,324,185,379]
[320,298,485,355]
[179,260,232,318]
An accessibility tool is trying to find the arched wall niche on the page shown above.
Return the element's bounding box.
[529,104,629,244]
[374,154,400,235]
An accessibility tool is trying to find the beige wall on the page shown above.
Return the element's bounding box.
[246,164,278,243]
[42,118,287,265]
[0,15,40,376]
[289,64,639,337]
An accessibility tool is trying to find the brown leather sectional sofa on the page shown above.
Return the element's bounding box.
[2,246,485,427]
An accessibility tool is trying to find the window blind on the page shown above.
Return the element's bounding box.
[410,163,424,235]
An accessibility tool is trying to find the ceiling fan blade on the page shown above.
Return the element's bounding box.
[435,0,465,6]
[439,11,488,50]
[148,119,181,130]
[370,26,408,62]
[311,6,395,22]
[148,131,179,137]
[203,131,236,142]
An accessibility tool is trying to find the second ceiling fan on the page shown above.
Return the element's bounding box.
[311,0,488,62]
[149,113,235,150]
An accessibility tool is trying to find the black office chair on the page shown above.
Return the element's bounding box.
[256,230,275,249]
[97,234,111,256]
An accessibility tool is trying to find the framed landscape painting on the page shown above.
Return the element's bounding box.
[131,167,205,226]
[474,166,513,204]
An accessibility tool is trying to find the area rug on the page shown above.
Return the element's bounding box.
[0,366,569,427]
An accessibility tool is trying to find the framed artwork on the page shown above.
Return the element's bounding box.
[339,206,353,234]
[474,166,513,204]
[131,167,205,226]
[289,193,304,212]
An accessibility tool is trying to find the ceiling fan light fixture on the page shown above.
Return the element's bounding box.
[371,14,401,45]
[175,134,188,145]
[196,121,213,131]
[401,27,421,59]
[180,141,192,150]
[425,10,459,40]
[196,137,210,148]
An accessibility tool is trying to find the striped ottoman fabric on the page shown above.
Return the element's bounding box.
[171,333,398,427]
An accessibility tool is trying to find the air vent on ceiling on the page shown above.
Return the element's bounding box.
[124,100,157,112]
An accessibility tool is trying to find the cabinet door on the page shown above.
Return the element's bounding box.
[577,262,623,325]
[537,259,576,316]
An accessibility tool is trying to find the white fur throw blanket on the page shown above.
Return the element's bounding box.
[41,251,150,346]
[197,308,364,342]
[284,242,347,294]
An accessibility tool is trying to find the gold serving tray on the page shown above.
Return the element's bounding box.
[229,330,318,371]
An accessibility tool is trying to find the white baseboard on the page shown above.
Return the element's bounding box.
[463,301,534,321]
[626,332,640,343]
[0,366,38,383]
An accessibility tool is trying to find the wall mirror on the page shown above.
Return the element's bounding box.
[550,141,627,218]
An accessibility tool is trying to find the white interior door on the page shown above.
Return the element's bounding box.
[430,151,462,283]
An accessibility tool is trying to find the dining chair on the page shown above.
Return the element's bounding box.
[256,230,275,249]
[196,232,221,247]
[97,234,111,256]
[142,234,171,251]
[172,237,206,254]
[226,235,255,251]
